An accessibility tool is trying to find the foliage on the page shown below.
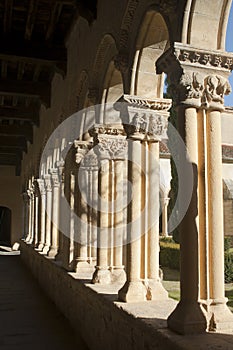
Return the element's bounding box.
[225,251,233,283]
[159,240,180,271]
[224,236,232,252]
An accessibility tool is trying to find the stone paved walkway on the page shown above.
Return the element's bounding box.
[0,248,88,350]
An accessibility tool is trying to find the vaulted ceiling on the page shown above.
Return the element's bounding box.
[0,0,97,175]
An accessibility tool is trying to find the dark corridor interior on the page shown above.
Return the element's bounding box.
[0,206,11,246]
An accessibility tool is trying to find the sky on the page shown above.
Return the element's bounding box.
[225,3,233,106]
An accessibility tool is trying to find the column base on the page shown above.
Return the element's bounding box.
[37,242,44,251]
[206,299,233,332]
[47,247,58,258]
[92,266,111,284]
[167,300,207,334]
[110,267,126,284]
[118,280,147,302]
[146,279,169,300]
[41,244,50,255]
[75,261,95,275]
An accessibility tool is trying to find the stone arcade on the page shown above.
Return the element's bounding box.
[1,0,233,349]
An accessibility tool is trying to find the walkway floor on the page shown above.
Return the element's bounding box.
[0,247,88,350]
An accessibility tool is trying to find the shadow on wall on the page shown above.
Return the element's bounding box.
[0,207,11,246]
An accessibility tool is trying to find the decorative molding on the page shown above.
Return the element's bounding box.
[123,95,172,111]
[122,95,171,141]
[159,0,178,15]
[90,124,128,160]
[156,43,233,109]
[114,52,129,73]
[119,0,140,50]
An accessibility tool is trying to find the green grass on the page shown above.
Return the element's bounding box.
[161,266,233,311]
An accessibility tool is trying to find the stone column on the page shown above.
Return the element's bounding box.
[22,191,29,240]
[61,145,76,271]
[118,95,170,302]
[73,141,95,274]
[54,161,65,262]
[90,125,127,284]
[161,196,170,237]
[47,169,60,258]
[32,180,40,247]
[26,185,35,244]
[147,140,168,299]
[42,174,52,255]
[206,108,233,330]
[112,159,126,283]
[37,179,46,251]
[157,42,233,333]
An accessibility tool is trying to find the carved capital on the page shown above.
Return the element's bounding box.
[89,124,128,160]
[44,175,52,192]
[49,169,60,188]
[56,160,65,183]
[122,95,171,141]
[74,140,93,164]
[80,149,98,169]
[22,191,30,203]
[37,179,46,196]
[33,180,40,197]
[156,43,233,109]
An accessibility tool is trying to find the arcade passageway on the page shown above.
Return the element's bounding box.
[0,247,88,350]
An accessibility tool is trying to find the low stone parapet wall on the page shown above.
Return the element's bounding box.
[20,241,233,350]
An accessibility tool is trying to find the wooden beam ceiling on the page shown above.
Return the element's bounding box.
[3,0,13,33]
[0,124,33,143]
[0,79,51,106]
[0,136,27,151]
[25,0,39,41]
[0,105,40,125]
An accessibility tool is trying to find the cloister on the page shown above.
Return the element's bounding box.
[1,0,233,349]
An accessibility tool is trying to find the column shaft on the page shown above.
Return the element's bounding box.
[118,139,147,301]
[147,141,168,299]
[92,160,111,284]
[167,106,206,334]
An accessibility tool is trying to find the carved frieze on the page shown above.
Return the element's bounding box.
[122,95,171,141]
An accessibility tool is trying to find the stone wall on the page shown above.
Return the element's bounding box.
[20,241,233,350]
[0,166,22,244]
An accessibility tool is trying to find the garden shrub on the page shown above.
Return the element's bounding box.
[159,240,180,270]
[225,251,233,283]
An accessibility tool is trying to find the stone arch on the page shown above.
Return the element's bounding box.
[89,34,118,104]
[130,10,170,98]
[76,70,89,111]
[181,0,232,50]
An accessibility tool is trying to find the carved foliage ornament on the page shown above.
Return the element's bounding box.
[97,137,128,160]
[90,124,127,160]
[168,71,231,108]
